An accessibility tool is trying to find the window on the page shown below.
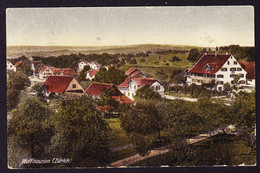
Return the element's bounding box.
[221,68,227,71]
[230,74,235,78]
[156,86,160,90]
[128,92,130,96]
[129,85,132,89]
[217,81,224,84]
[231,81,234,84]
[72,84,76,88]
[237,67,242,71]
[217,74,224,78]
[132,93,134,97]
[134,86,136,90]
[46,69,49,72]
[124,92,126,95]
[230,68,236,71]
[234,61,237,65]
[227,61,230,65]
[218,87,222,91]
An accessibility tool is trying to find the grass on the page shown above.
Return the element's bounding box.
[132,134,256,166]
[105,118,131,149]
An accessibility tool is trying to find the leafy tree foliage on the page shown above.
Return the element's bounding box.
[129,58,137,64]
[50,96,110,167]
[7,71,30,111]
[134,85,161,100]
[187,48,201,62]
[93,67,125,85]
[171,56,181,62]
[218,45,255,61]
[129,133,150,157]
[230,92,256,150]
[78,65,90,81]
[17,60,33,76]
[8,99,54,158]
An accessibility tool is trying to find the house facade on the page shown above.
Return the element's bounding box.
[43,76,84,97]
[39,66,55,79]
[86,70,99,80]
[7,60,17,72]
[240,61,255,89]
[118,78,165,100]
[78,60,89,72]
[39,66,78,79]
[187,54,247,91]
[89,61,102,70]
[31,61,44,76]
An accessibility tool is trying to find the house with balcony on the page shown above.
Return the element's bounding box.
[186,53,247,91]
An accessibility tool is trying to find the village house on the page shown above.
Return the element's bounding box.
[86,70,99,81]
[39,66,77,79]
[6,60,17,72]
[186,53,247,91]
[84,82,134,104]
[43,76,84,97]
[118,78,165,100]
[240,61,255,89]
[125,67,145,78]
[31,61,44,76]
[78,60,102,72]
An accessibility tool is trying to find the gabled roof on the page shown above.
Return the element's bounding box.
[130,70,142,78]
[14,61,23,67]
[111,95,135,104]
[240,61,255,79]
[32,61,42,67]
[56,68,77,76]
[189,54,231,74]
[118,77,132,88]
[125,67,137,76]
[132,78,157,86]
[84,82,113,96]
[87,70,99,77]
[80,60,89,64]
[39,66,48,72]
[43,76,74,93]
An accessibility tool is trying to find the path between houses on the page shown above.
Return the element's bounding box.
[110,127,229,167]
[164,95,198,102]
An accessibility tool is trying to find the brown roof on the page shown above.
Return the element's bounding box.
[132,78,157,86]
[97,105,116,113]
[14,61,23,67]
[118,77,131,88]
[130,70,142,78]
[84,82,113,96]
[55,68,77,76]
[43,76,74,93]
[111,95,135,104]
[125,67,137,76]
[39,66,48,72]
[240,61,255,79]
[189,54,231,74]
[87,70,99,77]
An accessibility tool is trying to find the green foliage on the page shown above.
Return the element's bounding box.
[17,60,33,76]
[171,56,181,62]
[8,99,54,158]
[134,85,161,100]
[129,133,150,157]
[78,65,90,81]
[93,67,126,85]
[129,58,137,64]
[7,71,30,111]
[218,45,255,61]
[230,92,256,150]
[50,96,110,167]
[187,48,201,62]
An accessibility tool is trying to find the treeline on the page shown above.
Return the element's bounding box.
[218,45,254,61]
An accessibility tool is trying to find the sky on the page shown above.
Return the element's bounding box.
[6,6,254,47]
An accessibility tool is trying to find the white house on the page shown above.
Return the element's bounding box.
[86,70,99,80]
[187,53,247,91]
[118,78,165,100]
[89,61,102,70]
[240,61,255,89]
[39,66,55,79]
[6,60,17,72]
[78,60,90,72]
[31,61,44,76]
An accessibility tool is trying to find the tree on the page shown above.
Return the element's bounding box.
[93,67,126,85]
[134,85,161,101]
[8,99,54,158]
[17,60,33,76]
[50,96,110,167]
[129,133,150,157]
[187,49,201,62]
[230,92,256,151]
[171,56,181,62]
[129,58,137,64]
[78,65,90,81]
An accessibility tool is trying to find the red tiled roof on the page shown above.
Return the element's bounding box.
[87,70,99,77]
[82,60,89,64]
[125,67,137,76]
[97,105,116,113]
[39,66,48,72]
[189,54,231,74]
[240,61,255,79]
[57,68,77,76]
[43,76,74,93]
[118,77,131,87]
[112,95,135,104]
[132,78,157,86]
[32,61,42,67]
[130,70,142,78]
[84,82,113,96]
[94,60,99,65]
[14,61,23,67]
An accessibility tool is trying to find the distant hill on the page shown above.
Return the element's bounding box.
[7,44,206,58]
